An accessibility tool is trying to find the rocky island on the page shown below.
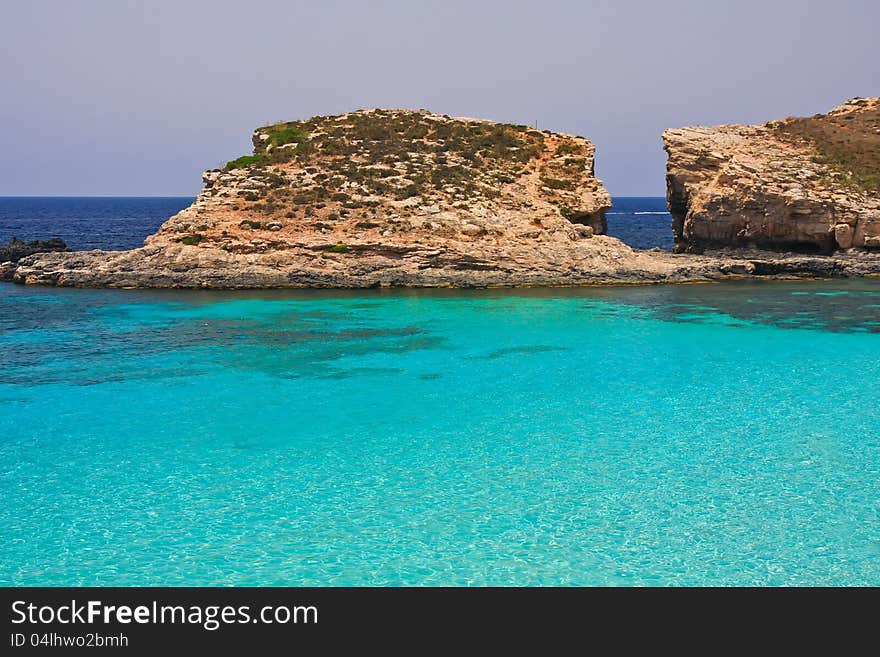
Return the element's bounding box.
[5,102,880,288]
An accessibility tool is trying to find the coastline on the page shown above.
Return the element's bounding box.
[6,99,877,291]
[4,99,879,291]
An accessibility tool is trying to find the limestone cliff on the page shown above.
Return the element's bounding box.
[664,97,880,254]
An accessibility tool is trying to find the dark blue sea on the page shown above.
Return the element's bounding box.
[0,196,673,251]
[605,197,674,250]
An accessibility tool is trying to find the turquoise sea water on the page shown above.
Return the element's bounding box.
[2,280,879,586]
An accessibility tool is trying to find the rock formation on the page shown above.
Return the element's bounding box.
[6,105,880,289]
[0,237,67,280]
[0,237,68,262]
[7,109,681,288]
[664,97,880,254]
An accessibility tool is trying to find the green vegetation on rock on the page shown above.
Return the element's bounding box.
[225,154,267,170]
[268,126,309,147]
[775,103,880,193]
[206,109,602,238]
[231,111,550,186]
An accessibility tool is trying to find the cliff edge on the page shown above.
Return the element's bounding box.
[664,97,880,254]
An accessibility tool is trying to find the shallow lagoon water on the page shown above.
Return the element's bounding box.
[2,280,879,585]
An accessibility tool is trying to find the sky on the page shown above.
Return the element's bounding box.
[1,0,877,197]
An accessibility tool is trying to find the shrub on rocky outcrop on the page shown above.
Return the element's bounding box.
[226,154,266,170]
[268,126,309,147]
[775,101,880,193]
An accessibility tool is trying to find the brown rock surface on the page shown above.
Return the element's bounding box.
[664,97,880,254]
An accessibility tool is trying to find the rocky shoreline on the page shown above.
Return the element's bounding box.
[0,238,69,282]
[2,101,878,290]
[6,243,880,289]
[0,237,68,263]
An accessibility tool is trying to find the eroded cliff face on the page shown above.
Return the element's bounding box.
[664,98,880,254]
